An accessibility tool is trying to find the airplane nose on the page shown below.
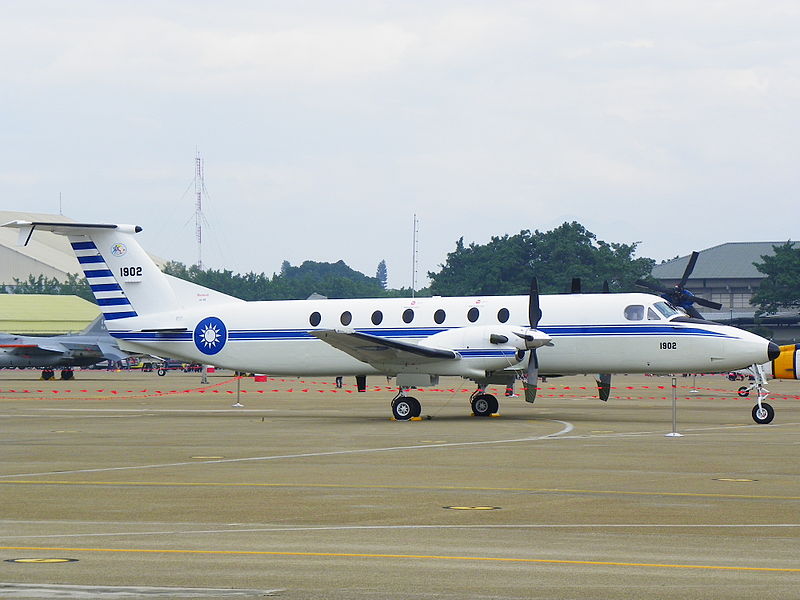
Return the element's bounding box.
[768,342,780,361]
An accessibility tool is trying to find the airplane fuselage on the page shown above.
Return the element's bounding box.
[111,292,771,377]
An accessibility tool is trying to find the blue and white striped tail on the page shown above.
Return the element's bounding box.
[70,236,138,321]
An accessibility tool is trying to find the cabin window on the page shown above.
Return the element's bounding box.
[624,305,644,321]
[467,307,479,323]
[309,312,321,327]
[647,307,660,320]
[340,311,352,326]
[371,310,383,325]
[497,308,510,323]
[434,309,446,324]
[402,308,414,323]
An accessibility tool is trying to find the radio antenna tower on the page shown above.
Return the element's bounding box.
[411,213,419,297]
[194,152,204,269]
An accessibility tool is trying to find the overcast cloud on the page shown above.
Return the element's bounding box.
[1,1,798,288]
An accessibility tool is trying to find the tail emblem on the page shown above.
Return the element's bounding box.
[110,243,127,257]
[194,317,227,355]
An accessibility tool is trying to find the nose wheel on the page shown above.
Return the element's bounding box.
[752,402,775,425]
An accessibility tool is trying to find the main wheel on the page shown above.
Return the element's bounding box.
[737,386,750,397]
[471,393,498,417]
[392,396,419,421]
[157,368,167,376]
[41,369,54,380]
[60,369,74,380]
[752,402,775,424]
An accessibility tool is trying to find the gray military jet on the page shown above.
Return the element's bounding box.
[0,316,128,379]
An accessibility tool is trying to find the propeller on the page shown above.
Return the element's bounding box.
[635,251,723,319]
[525,278,542,403]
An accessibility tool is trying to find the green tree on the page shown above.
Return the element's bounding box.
[428,222,654,296]
[6,273,95,303]
[376,259,388,289]
[750,241,800,315]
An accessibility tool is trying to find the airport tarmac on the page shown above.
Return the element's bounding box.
[0,369,798,599]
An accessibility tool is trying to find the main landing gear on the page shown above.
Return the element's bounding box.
[389,387,500,420]
[470,389,499,417]
[40,368,74,380]
[391,390,421,421]
[736,364,774,424]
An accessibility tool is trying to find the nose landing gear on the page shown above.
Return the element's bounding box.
[737,364,775,424]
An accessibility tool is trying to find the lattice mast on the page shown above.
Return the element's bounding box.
[194,153,204,269]
[411,213,419,297]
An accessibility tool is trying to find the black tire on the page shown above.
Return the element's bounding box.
[392,397,417,421]
[737,386,749,397]
[157,368,167,376]
[409,397,422,417]
[60,370,74,380]
[41,370,54,381]
[752,403,775,425]
[471,393,497,417]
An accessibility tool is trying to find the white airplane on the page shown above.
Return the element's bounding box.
[3,220,781,423]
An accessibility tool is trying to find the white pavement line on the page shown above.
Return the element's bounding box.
[2,522,800,541]
[0,420,573,479]
[0,583,283,598]
[22,408,275,413]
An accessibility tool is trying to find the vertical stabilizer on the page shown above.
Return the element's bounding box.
[3,221,180,321]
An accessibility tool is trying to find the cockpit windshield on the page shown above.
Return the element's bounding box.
[654,301,680,319]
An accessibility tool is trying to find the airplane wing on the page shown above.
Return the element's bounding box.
[310,329,457,367]
[0,343,65,356]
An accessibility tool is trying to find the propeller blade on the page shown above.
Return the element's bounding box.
[684,304,704,319]
[635,279,671,295]
[529,278,542,328]
[525,277,542,403]
[571,278,581,294]
[693,296,723,311]
[678,251,699,288]
[596,373,611,402]
[524,349,538,403]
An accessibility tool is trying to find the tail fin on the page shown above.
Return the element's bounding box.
[3,220,240,323]
[80,314,108,335]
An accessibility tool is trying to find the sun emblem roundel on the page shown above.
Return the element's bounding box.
[193,317,227,355]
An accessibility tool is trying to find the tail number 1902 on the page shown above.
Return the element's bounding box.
[120,266,143,281]
[659,341,677,350]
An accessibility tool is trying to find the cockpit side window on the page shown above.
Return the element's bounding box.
[654,301,680,319]
[624,305,645,321]
[647,307,660,320]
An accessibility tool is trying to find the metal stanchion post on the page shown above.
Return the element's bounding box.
[232,373,243,407]
[665,376,683,438]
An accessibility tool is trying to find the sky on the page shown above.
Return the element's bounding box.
[1,1,798,289]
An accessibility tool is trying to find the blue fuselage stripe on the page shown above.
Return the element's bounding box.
[109,324,733,343]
